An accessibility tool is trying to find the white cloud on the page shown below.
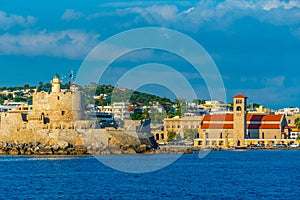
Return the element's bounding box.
[0,10,37,30]
[90,0,300,32]
[183,7,195,14]
[61,9,84,21]
[262,0,300,11]
[0,30,100,59]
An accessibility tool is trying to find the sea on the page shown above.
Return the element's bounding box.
[0,150,299,199]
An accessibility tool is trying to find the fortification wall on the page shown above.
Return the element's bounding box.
[32,91,84,123]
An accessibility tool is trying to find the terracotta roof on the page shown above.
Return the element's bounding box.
[247,114,283,121]
[233,94,248,99]
[202,123,281,129]
[201,123,233,129]
[203,114,283,122]
[203,114,233,122]
[247,124,280,129]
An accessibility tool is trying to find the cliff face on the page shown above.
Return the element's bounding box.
[0,128,156,155]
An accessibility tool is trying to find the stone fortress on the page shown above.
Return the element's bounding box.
[0,75,154,155]
[1,74,97,132]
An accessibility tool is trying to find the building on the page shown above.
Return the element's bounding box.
[111,102,130,121]
[163,116,203,140]
[276,107,300,116]
[194,94,295,148]
[0,75,97,131]
[200,100,231,114]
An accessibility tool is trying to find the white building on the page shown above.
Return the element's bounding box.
[275,107,300,116]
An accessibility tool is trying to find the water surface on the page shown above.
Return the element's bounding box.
[0,150,299,199]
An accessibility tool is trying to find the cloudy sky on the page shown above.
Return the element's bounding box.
[1,0,300,108]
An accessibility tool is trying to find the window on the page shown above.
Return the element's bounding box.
[236,99,242,104]
[57,96,60,100]
[62,111,65,116]
[236,106,242,111]
[262,132,265,139]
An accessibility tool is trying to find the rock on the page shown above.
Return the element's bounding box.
[99,149,111,155]
[25,148,33,155]
[74,147,87,155]
[0,142,7,149]
[0,149,7,155]
[57,141,69,149]
[9,147,20,155]
[38,146,53,155]
[33,146,40,153]
[137,144,147,153]
[124,147,136,154]
[57,149,68,155]
[51,145,60,152]
[109,147,123,155]
[184,148,192,154]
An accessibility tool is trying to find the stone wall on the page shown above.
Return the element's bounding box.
[32,91,84,124]
[0,128,154,155]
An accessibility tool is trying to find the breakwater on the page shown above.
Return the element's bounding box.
[0,129,156,155]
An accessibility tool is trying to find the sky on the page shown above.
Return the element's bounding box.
[0,0,300,108]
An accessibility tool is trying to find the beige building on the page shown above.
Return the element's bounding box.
[0,75,97,131]
[193,94,295,148]
[162,116,203,140]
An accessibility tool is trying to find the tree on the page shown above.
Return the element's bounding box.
[297,134,300,140]
[183,128,198,141]
[295,118,300,129]
[167,131,177,142]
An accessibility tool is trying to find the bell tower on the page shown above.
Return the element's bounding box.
[51,74,61,93]
[233,94,247,147]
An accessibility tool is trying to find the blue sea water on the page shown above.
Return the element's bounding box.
[0,150,299,199]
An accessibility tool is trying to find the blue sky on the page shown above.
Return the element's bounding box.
[1,0,300,108]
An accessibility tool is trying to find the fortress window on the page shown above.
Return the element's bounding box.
[236,106,242,111]
[57,96,60,100]
[62,111,65,116]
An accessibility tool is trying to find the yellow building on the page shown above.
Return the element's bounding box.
[163,116,203,141]
[194,94,296,148]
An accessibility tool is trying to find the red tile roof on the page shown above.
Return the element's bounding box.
[202,123,281,129]
[233,94,248,99]
[203,114,233,121]
[247,114,283,121]
[247,124,280,129]
[201,123,233,129]
[203,114,283,122]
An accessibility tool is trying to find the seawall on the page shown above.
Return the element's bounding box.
[0,128,156,155]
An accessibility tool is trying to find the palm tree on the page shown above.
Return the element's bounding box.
[295,118,300,129]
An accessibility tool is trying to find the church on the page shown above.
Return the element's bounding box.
[194,94,294,148]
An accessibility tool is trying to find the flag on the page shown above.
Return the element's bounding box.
[69,70,74,78]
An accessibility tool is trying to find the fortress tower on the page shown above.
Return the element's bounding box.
[32,74,84,128]
[233,94,247,146]
[51,74,61,93]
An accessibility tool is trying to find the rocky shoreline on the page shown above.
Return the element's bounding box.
[1,142,298,156]
[0,141,154,155]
